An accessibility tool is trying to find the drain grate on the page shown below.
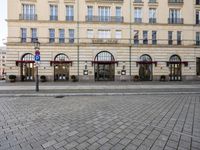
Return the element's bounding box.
[55,95,65,98]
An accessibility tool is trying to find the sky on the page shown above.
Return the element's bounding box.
[0,0,7,47]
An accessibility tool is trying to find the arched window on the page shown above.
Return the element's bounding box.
[169,55,181,62]
[22,53,34,61]
[54,54,69,61]
[95,51,115,61]
[140,54,152,62]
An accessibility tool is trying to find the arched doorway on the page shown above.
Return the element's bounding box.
[139,54,153,81]
[53,54,70,81]
[169,55,182,81]
[94,51,115,81]
[21,53,35,81]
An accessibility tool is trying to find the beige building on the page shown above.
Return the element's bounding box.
[6,0,200,81]
[0,47,6,79]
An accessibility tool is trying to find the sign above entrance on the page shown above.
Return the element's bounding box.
[35,55,40,61]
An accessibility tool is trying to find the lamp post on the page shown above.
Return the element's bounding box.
[34,39,40,92]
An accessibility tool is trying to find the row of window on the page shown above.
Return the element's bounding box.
[21,4,200,24]
[20,28,200,45]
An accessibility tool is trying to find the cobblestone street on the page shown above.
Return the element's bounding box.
[0,94,200,150]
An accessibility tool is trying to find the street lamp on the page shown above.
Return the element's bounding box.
[34,39,40,92]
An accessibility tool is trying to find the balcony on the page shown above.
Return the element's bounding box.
[168,18,184,24]
[133,0,144,6]
[134,18,142,23]
[149,18,156,24]
[85,16,124,23]
[66,16,74,21]
[19,14,37,20]
[50,16,58,21]
[168,0,183,4]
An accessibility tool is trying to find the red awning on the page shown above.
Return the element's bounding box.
[16,60,35,66]
[50,61,73,66]
[136,61,157,66]
[91,61,119,65]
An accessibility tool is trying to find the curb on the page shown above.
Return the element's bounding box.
[0,92,200,97]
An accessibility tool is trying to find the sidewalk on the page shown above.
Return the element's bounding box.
[0,80,200,97]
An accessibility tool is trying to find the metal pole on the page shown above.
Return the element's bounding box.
[36,65,39,92]
[77,0,80,81]
[129,0,132,81]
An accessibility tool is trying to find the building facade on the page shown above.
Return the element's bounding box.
[6,0,200,81]
[0,47,6,80]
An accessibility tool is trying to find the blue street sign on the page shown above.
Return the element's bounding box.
[35,55,40,61]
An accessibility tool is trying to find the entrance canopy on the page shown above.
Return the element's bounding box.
[136,54,157,66]
[167,55,188,66]
[16,53,35,66]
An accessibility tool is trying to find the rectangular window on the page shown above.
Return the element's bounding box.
[22,4,35,20]
[87,29,94,38]
[98,30,111,39]
[177,31,182,45]
[134,8,142,23]
[115,30,122,39]
[21,28,27,43]
[149,8,156,23]
[169,9,182,24]
[98,7,110,22]
[50,5,58,21]
[196,10,200,24]
[134,30,139,45]
[87,6,93,21]
[168,31,173,45]
[66,5,74,21]
[31,28,37,43]
[152,31,157,45]
[196,32,200,45]
[116,7,122,22]
[49,29,55,43]
[59,29,65,43]
[196,0,200,5]
[69,29,75,43]
[143,31,148,44]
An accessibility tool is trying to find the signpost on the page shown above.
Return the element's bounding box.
[34,40,40,92]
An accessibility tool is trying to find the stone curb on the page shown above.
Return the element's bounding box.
[0,92,200,97]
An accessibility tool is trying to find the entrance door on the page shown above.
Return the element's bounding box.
[54,64,69,81]
[95,64,114,81]
[139,54,153,81]
[21,53,35,81]
[169,63,181,81]
[21,63,34,81]
[169,55,182,81]
[139,64,152,81]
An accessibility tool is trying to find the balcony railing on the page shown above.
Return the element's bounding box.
[134,18,142,23]
[66,16,74,21]
[8,37,199,47]
[19,14,37,20]
[168,18,184,24]
[85,16,124,23]
[168,0,183,3]
[149,18,156,23]
[50,16,58,21]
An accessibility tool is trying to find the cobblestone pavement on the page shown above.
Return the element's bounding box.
[0,94,200,150]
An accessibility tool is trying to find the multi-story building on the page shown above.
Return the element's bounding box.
[0,47,6,79]
[6,0,200,81]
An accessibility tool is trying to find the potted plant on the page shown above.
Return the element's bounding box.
[71,75,77,82]
[9,75,16,82]
[133,75,139,81]
[160,75,166,81]
[40,75,46,82]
